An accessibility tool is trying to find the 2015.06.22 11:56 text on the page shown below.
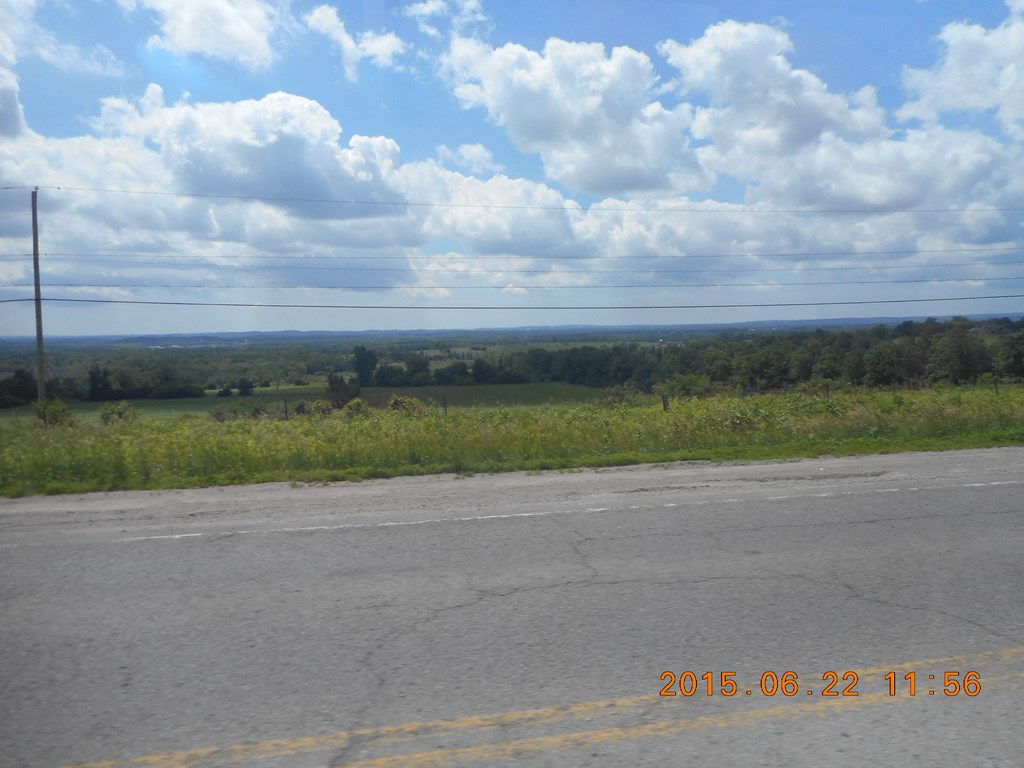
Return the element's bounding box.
[659,671,983,697]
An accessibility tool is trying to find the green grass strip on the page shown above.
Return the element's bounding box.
[1,385,1021,497]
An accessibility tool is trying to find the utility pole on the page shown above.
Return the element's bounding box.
[32,187,45,405]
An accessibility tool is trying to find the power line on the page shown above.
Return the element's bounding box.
[1,293,1020,310]
[4,250,1023,275]
[3,245,1019,263]
[7,259,1023,277]
[25,185,1024,215]
[5,277,1023,291]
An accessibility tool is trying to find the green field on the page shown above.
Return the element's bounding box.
[2,385,1021,497]
[358,382,605,408]
[0,382,605,423]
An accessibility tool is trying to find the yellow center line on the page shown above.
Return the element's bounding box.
[60,646,1024,768]
[333,671,1024,768]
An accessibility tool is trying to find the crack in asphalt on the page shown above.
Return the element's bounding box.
[769,569,1023,646]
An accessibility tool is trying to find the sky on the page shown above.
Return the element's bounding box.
[0,0,1022,336]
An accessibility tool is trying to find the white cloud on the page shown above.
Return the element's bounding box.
[0,67,25,136]
[899,1,1024,138]
[133,0,282,71]
[0,87,438,303]
[450,0,488,32]
[0,0,125,137]
[0,0,125,77]
[404,0,448,38]
[5,2,1024,333]
[437,143,503,175]
[401,0,488,40]
[648,15,1024,228]
[38,40,125,77]
[0,21,25,136]
[442,36,704,196]
[306,5,405,82]
[659,21,889,181]
[398,159,582,259]
[92,85,413,224]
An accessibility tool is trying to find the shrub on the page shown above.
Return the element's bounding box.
[34,398,74,426]
[307,399,334,417]
[326,373,360,407]
[387,394,426,413]
[602,383,644,405]
[342,397,372,418]
[100,400,137,424]
[210,401,266,421]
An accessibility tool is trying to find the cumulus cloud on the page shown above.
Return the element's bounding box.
[437,143,503,175]
[0,30,26,136]
[0,70,25,136]
[659,21,889,182]
[398,159,582,259]
[129,0,283,71]
[442,36,705,196]
[648,15,1023,226]
[899,1,1024,138]
[306,5,405,81]
[92,85,412,224]
[4,1,1024,332]
[0,87,435,302]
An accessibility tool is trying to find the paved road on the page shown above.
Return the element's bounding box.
[2,448,1023,767]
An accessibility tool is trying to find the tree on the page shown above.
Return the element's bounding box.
[994,331,1024,379]
[0,368,38,407]
[373,364,408,387]
[433,361,470,385]
[87,362,114,401]
[405,353,431,385]
[863,343,897,387]
[927,328,991,384]
[890,337,930,386]
[471,358,494,384]
[326,373,360,407]
[352,345,378,387]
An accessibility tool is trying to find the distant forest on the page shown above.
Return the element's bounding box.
[2,316,1023,408]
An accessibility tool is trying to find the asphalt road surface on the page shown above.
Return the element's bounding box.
[2,447,1023,767]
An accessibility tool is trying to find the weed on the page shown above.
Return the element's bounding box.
[1,385,1021,496]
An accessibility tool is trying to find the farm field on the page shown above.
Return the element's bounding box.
[1,384,1021,497]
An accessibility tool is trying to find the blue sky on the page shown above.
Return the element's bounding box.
[1,0,1022,334]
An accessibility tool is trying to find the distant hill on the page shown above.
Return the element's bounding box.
[1,313,1021,348]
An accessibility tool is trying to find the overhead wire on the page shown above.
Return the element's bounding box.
[0,244,1018,262]
[9,184,1023,215]
[2,186,1022,316]
[16,259,1024,275]
[3,277,1023,291]
[2,294,1023,310]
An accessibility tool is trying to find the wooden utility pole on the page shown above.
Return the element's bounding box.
[32,187,45,404]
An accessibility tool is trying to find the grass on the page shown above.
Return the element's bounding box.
[358,382,606,407]
[0,382,603,423]
[1,385,1021,497]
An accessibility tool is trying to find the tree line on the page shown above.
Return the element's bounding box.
[340,317,1023,395]
[1,316,1023,408]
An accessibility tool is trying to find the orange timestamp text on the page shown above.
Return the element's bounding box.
[659,670,982,698]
